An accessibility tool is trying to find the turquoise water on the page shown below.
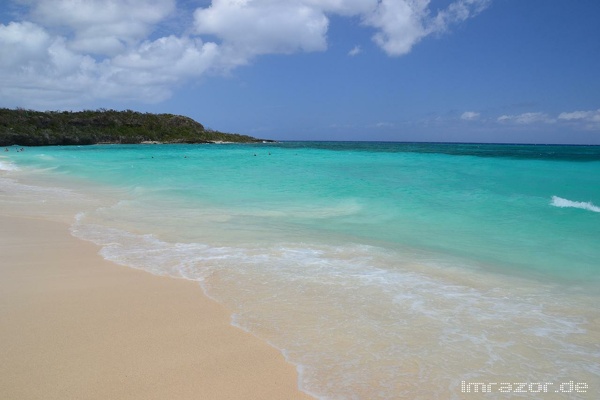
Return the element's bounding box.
[2,142,599,399]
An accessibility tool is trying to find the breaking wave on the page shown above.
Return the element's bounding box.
[0,160,19,171]
[551,196,600,213]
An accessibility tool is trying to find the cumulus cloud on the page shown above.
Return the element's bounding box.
[0,21,53,67]
[497,112,556,124]
[0,21,100,104]
[191,0,491,60]
[461,111,480,121]
[110,36,220,94]
[0,21,218,107]
[364,0,490,56]
[27,0,176,55]
[364,0,428,56]
[193,0,330,68]
[0,0,491,107]
[0,1,215,107]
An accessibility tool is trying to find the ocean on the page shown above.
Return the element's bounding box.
[1,142,599,399]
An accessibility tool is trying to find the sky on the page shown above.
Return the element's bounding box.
[1,0,600,144]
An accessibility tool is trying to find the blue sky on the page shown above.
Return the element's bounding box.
[1,0,599,143]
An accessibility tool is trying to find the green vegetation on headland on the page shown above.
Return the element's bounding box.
[0,108,269,146]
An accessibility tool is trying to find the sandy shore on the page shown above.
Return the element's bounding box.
[0,214,313,400]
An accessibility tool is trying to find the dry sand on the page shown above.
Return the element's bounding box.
[0,214,313,400]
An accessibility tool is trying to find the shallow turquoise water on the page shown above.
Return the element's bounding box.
[2,142,599,399]
[8,142,600,282]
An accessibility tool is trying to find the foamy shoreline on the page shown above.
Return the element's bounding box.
[0,194,312,399]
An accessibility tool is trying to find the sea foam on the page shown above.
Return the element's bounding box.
[0,160,19,171]
[69,212,599,399]
[551,196,600,213]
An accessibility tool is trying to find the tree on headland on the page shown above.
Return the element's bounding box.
[0,108,268,146]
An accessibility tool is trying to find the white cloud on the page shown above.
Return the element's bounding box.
[363,0,429,56]
[558,109,600,122]
[363,0,490,56]
[113,36,219,83]
[304,0,377,16]
[348,45,361,56]
[0,21,53,67]
[0,21,218,107]
[497,112,556,124]
[493,109,600,131]
[558,109,600,130]
[27,0,176,55]
[190,0,491,62]
[461,111,480,121]
[0,1,213,108]
[0,21,100,103]
[429,0,491,34]
[193,0,329,64]
[0,0,491,108]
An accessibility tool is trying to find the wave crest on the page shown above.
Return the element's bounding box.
[551,196,600,213]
